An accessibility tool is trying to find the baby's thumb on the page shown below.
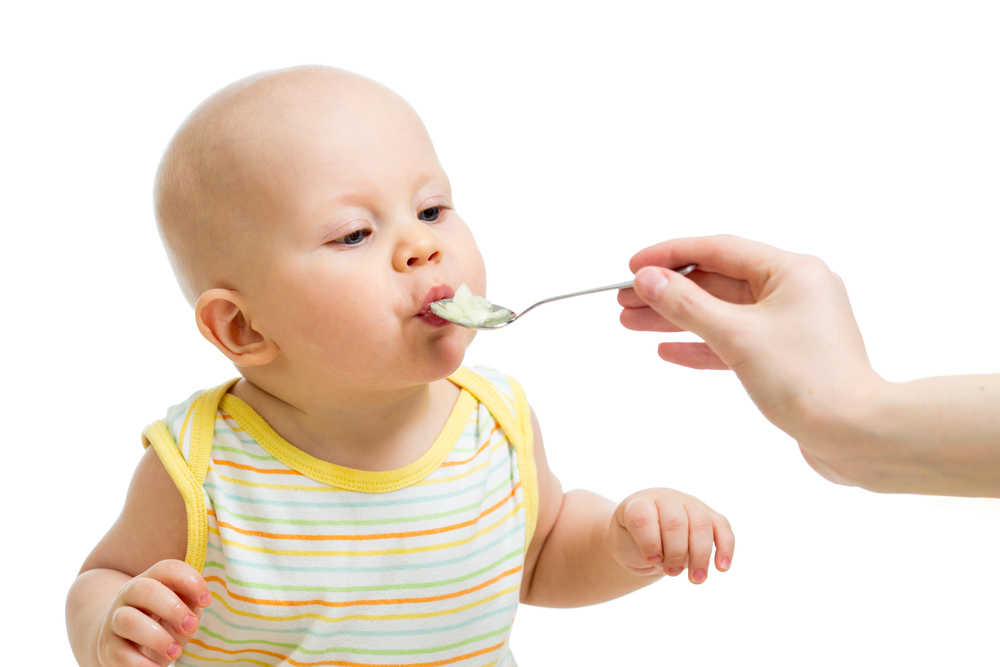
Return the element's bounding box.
[632,266,737,343]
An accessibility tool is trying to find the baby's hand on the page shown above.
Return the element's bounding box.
[98,559,211,666]
[610,489,734,584]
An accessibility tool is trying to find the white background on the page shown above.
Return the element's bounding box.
[2,2,999,664]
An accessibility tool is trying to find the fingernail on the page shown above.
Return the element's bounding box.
[692,569,707,583]
[182,614,198,633]
[666,567,684,576]
[200,591,212,606]
[646,554,663,564]
[168,643,181,659]
[634,267,669,301]
[721,557,731,570]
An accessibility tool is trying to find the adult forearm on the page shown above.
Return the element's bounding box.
[66,568,131,667]
[522,489,661,608]
[805,374,1000,497]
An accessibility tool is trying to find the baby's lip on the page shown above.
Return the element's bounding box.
[419,284,455,315]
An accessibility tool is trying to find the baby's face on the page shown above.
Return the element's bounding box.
[239,84,485,391]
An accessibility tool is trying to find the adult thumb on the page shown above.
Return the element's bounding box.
[632,266,736,341]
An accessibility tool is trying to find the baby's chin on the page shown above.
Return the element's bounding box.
[407,328,475,384]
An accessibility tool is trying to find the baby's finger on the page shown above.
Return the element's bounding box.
[157,607,202,648]
[712,510,736,573]
[119,576,200,638]
[620,496,665,566]
[655,496,689,570]
[110,606,182,665]
[685,504,715,584]
[147,559,212,610]
[99,633,166,667]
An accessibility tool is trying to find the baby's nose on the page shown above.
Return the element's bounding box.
[392,225,442,271]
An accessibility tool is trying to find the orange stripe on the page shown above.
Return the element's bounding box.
[207,482,520,541]
[186,638,505,667]
[212,458,305,475]
[217,411,246,431]
[439,424,502,467]
[203,565,521,609]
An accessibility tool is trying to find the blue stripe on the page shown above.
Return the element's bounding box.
[203,457,513,509]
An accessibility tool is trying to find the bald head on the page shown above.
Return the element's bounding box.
[154,66,424,304]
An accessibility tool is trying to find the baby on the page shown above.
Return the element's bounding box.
[66,66,734,667]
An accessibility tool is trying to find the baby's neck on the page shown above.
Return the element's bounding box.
[229,376,461,472]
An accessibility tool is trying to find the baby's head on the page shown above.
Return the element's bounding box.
[155,66,485,396]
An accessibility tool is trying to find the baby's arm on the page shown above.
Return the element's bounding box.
[66,445,211,667]
[520,409,735,607]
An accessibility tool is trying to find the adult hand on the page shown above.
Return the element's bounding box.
[619,234,1000,497]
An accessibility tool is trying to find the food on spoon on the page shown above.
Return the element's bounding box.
[430,284,511,326]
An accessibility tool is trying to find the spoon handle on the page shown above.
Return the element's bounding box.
[514,264,696,320]
[515,281,632,318]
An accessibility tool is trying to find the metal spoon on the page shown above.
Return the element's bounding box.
[432,264,697,330]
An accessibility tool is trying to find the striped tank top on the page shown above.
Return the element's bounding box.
[142,366,538,667]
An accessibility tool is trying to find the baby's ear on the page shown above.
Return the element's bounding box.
[195,289,279,366]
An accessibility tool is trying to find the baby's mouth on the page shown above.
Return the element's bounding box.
[418,284,456,326]
[419,284,456,316]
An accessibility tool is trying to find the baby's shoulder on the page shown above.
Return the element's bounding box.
[455,364,531,408]
[144,379,239,463]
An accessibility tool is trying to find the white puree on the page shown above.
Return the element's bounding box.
[430,284,511,326]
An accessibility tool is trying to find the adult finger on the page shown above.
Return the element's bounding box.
[110,606,181,665]
[632,266,745,348]
[629,234,786,288]
[657,342,730,370]
[619,305,687,333]
[684,503,715,584]
[655,496,689,572]
[618,271,755,309]
[712,510,736,573]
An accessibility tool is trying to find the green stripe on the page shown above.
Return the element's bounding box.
[221,547,523,593]
[196,623,510,656]
[211,477,511,527]
[211,443,274,460]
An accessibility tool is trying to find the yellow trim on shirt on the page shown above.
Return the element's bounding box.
[445,368,539,549]
[218,389,476,494]
[142,420,209,571]
[190,380,240,487]
[505,375,538,548]
[142,368,535,571]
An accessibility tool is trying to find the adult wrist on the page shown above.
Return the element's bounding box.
[792,374,897,490]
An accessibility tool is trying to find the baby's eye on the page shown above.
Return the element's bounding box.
[417,206,442,222]
[333,229,371,246]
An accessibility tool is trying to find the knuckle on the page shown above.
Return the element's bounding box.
[130,577,158,599]
[672,290,699,320]
[113,607,140,636]
[162,558,187,576]
[168,597,186,618]
[689,517,713,535]
[627,509,658,532]
[796,253,831,276]
[660,515,687,533]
